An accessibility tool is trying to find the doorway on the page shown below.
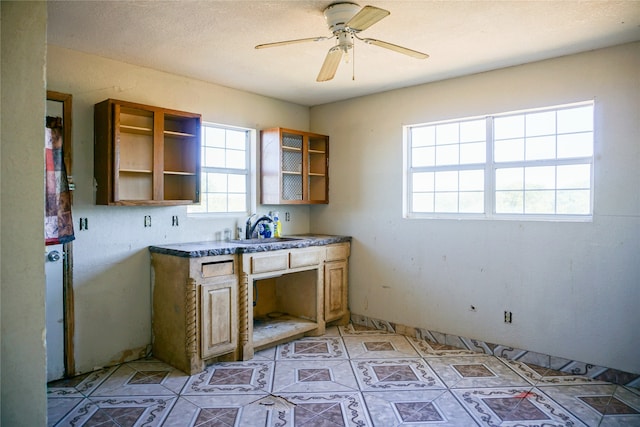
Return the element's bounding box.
[45,90,75,381]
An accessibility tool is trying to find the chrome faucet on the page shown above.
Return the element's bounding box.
[245,214,274,239]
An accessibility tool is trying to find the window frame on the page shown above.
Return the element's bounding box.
[188,121,256,216]
[403,101,595,221]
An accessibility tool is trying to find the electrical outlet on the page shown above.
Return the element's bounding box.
[144,215,152,227]
[504,311,513,323]
[285,212,291,222]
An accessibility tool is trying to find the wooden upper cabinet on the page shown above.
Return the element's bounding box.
[261,127,329,205]
[94,99,201,205]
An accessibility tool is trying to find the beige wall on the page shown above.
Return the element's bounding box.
[1,2,48,425]
[310,42,640,374]
[46,45,313,374]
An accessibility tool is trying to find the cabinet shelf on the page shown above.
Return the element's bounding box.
[120,168,153,174]
[164,170,196,176]
[120,124,153,135]
[95,99,201,205]
[164,130,196,138]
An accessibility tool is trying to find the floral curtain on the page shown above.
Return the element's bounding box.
[45,116,75,245]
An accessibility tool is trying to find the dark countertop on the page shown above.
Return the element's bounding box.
[149,234,351,258]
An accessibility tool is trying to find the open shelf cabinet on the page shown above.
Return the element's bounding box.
[261,127,329,204]
[94,99,201,205]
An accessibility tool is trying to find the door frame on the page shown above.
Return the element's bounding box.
[47,90,75,377]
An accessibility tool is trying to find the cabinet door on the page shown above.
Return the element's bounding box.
[324,260,348,322]
[200,279,238,359]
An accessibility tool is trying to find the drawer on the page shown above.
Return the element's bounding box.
[251,252,289,274]
[201,259,234,278]
[290,248,322,268]
[326,243,349,261]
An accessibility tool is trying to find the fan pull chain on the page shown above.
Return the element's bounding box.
[352,40,356,81]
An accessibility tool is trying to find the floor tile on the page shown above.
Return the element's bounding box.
[89,360,188,396]
[47,366,117,397]
[351,358,446,391]
[451,387,587,426]
[272,359,359,393]
[427,355,532,388]
[162,394,275,427]
[276,336,347,360]
[343,335,421,359]
[53,396,176,426]
[339,323,395,336]
[181,360,274,395]
[46,324,634,426]
[276,391,372,426]
[47,397,83,427]
[363,390,481,426]
[504,358,611,387]
[540,384,640,427]
[409,336,481,357]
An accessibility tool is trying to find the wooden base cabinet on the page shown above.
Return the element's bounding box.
[324,243,350,324]
[151,253,238,375]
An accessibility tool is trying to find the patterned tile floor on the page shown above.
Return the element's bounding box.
[48,324,640,426]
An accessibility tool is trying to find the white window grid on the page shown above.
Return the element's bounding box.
[404,101,594,221]
[188,122,252,215]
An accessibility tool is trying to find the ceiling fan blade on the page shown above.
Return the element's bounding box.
[317,46,343,82]
[255,36,329,49]
[346,5,390,32]
[361,38,429,59]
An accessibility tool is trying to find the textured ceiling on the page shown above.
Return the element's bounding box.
[47,1,640,106]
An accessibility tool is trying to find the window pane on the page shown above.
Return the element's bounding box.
[496,168,523,190]
[525,135,556,160]
[226,130,246,150]
[413,172,434,192]
[413,192,434,212]
[226,149,246,169]
[460,120,485,142]
[459,192,484,213]
[557,132,593,158]
[204,147,225,168]
[207,173,227,193]
[525,166,555,190]
[435,192,458,212]
[412,146,435,167]
[526,111,555,136]
[228,193,246,212]
[494,138,524,162]
[436,123,459,145]
[557,164,590,189]
[460,141,485,164]
[525,190,555,214]
[494,115,524,139]
[558,105,593,133]
[435,144,459,166]
[557,190,590,214]
[496,190,523,213]
[208,193,227,212]
[435,171,458,191]
[459,170,484,191]
[204,127,225,147]
[411,126,435,147]
[228,174,246,193]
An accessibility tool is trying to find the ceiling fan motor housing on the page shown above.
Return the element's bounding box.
[324,2,360,33]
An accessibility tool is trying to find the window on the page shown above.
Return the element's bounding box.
[404,101,594,220]
[188,123,252,214]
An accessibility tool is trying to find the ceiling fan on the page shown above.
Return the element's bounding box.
[255,2,429,82]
